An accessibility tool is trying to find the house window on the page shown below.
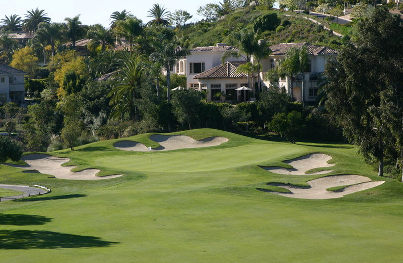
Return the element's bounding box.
[0,77,4,83]
[225,84,237,101]
[9,77,13,84]
[200,84,207,89]
[190,63,205,74]
[309,88,318,97]
[305,59,312,72]
[211,84,221,89]
[270,59,275,69]
[0,94,6,105]
[169,64,174,72]
[190,83,199,89]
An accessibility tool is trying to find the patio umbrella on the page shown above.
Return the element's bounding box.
[172,86,184,91]
[236,86,252,102]
[235,86,252,91]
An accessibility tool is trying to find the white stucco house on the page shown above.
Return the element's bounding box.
[168,43,249,102]
[167,42,337,104]
[260,43,338,104]
[0,65,26,106]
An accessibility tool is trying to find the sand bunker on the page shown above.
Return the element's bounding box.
[7,154,122,180]
[114,135,228,152]
[261,153,335,175]
[261,175,385,199]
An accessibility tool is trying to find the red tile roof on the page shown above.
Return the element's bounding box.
[194,61,247,79]
[270,43,338,55]
[191,44,239,52]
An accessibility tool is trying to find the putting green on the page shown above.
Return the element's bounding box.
[97,142,304,173]
[0,129,402,263]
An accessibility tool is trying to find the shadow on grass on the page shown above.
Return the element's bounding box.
[300,143,353,149]
[0,230,118,249]
[0,214,52,226]
[17,194,86,202]
[75,146,112,152]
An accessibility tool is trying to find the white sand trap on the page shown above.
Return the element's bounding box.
[262,153,335,175]
[114,135,228,151]
[7,154,122,180]
[269,175,385,199]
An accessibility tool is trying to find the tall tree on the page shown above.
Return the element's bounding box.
[147,4,170,26]
[34,22,63,61]
[168,10,193,27]
[149,27,188,102]
[324,7,403,176]
[87,24,115,52]
[277,46,308,101]
[23,8,50,33]
[109,53,144,120]
[10,46,39,77]
[172,89,203,129]
[1,14,22,32]
[252,39,271,92]
[114,17,143,51]
[0,34,18,64]
[110,9,132,28]
[64,15,84,48]
[223,29,260,88]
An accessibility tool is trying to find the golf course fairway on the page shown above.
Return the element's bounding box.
[0,129,402,263]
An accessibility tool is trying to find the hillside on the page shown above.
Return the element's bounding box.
[177,6,345,49]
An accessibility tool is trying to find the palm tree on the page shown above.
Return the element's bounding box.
[109,53,144,120]
[0,34,18,63]
[114,17,143,51]
[150,35,188,102]
[222,29,259,89]
[23,8,50,33]
[34,22,63,60]
[278,46,308,102]
[252,39,271,92]
[1,14,22,32]
[110,10,132,28]
[87,24,115,52]
[147,4,170,26]
[64,15,84,48]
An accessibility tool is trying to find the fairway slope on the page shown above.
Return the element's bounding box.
[8,154,122,180]
[261,153,335,175]
[263,174,385,199]
[114,135,228,151]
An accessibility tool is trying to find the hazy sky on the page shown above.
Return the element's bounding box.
[1,0,214,27]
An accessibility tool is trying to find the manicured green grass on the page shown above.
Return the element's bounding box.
[0,129,403,262]
[0,189,23,198]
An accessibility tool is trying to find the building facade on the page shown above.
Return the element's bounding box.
[0,65,26,106]
[260,43,338,104]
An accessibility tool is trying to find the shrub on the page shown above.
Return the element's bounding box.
[253,13,281,32]
[276,25,285,32]
[0,136,23,162]
[270,111,304,143]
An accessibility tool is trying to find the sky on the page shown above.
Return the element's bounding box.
[1,0,215,28]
